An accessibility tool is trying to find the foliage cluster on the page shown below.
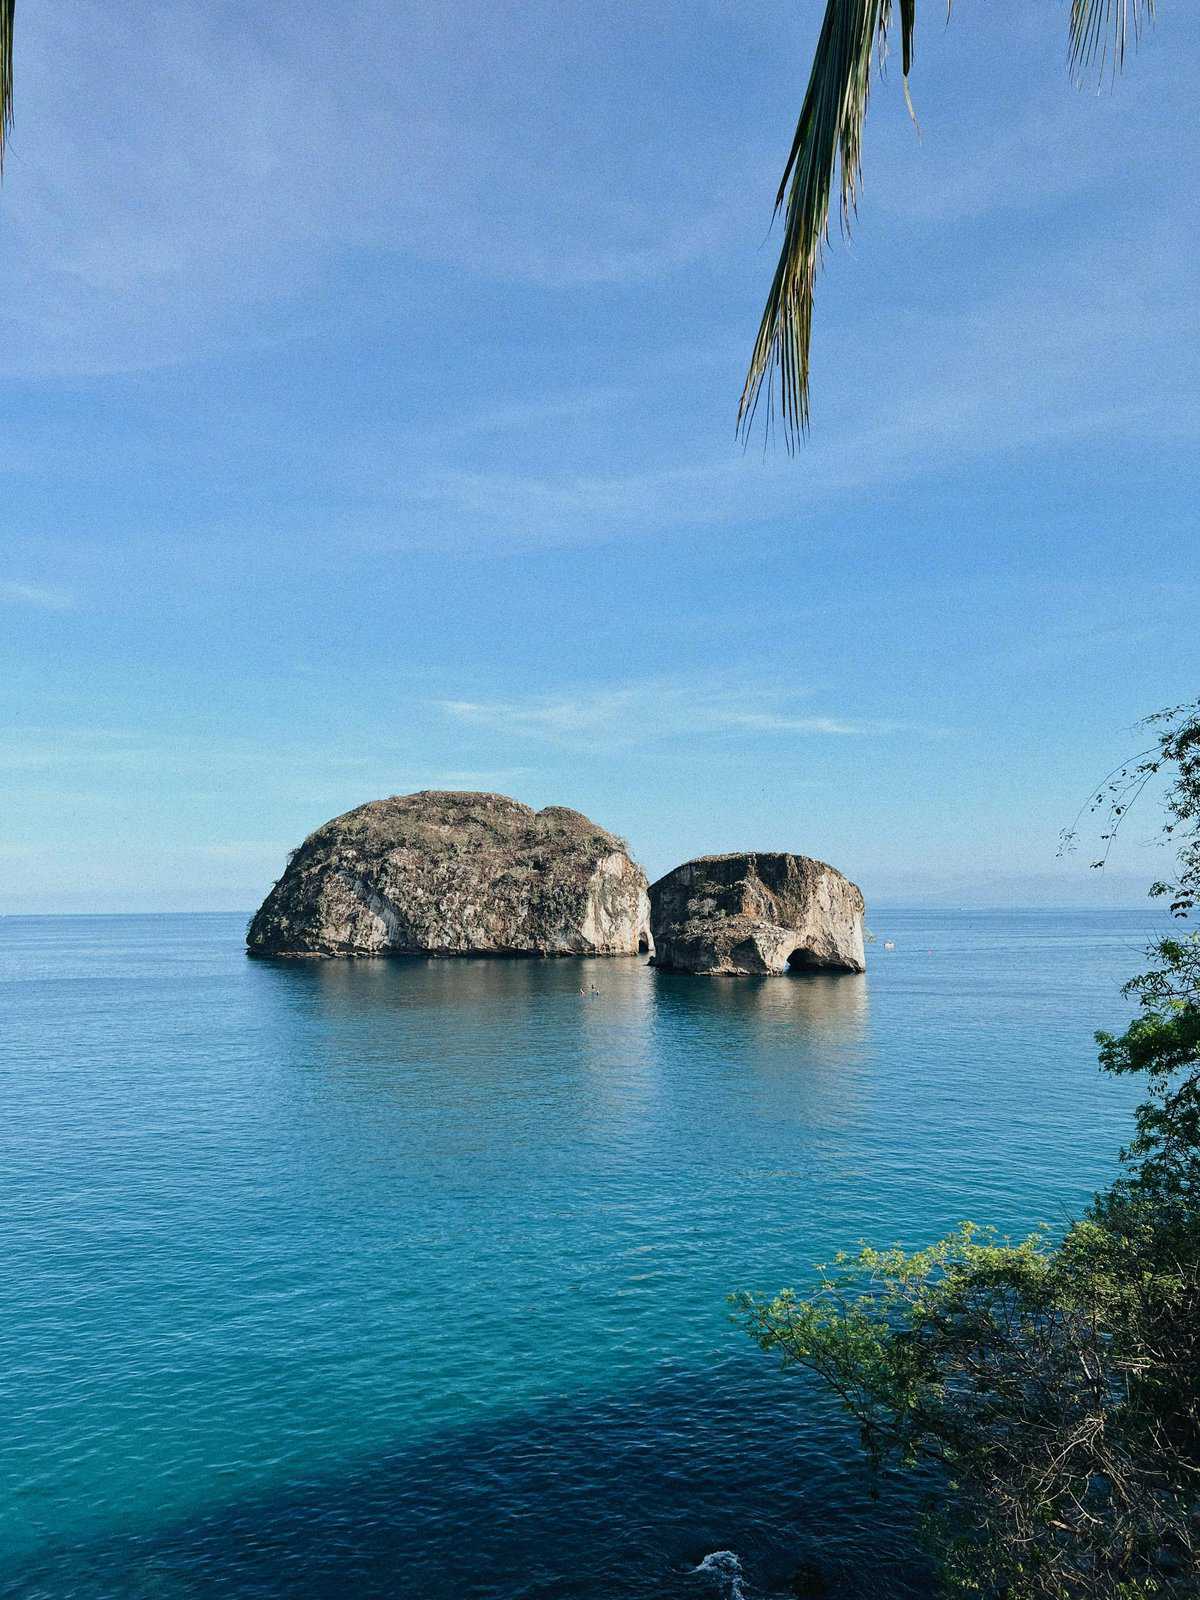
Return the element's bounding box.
[737,701,1200,1598]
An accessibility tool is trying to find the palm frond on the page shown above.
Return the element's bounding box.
[0,0,13,174]
[1070,0,1155,79]
[899,0,915,78]
[738,1,901,446]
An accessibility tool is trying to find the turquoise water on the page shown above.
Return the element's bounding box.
[0,910,1159,1599]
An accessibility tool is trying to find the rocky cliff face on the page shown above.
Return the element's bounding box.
[247,791,652,959]
[649,852,865,976]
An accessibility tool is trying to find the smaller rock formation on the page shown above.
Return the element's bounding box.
[649,852,865,976]
[247,791,652,959]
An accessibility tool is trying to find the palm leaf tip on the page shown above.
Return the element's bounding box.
[899,0,915,77]
[1069,0,1156,78]
[0,0,13,174]
[738,0,902,448]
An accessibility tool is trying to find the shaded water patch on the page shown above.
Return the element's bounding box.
[2,1365,928,1600]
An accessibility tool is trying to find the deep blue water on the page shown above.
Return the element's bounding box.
[0,910,1162,1599]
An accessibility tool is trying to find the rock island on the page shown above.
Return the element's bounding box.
[247,791,652,959]
[649,851,865,976]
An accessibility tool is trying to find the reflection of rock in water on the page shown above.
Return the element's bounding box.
[286,949,563,1012]
[246,954,663,1122]
[650,968,871,1132]
[247,953,870,1132]
[657,965,868,1038]
[255,949,654,1018]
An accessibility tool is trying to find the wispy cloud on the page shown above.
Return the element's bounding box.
[0,581,76,611]
[180,841,300,866]
[2,2,757,378]
[438,677,900,749]
[290,215,1195,557]
[0,724,532,794]
[0,728,151,772]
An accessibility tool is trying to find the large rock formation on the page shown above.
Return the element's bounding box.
[247,792,652,959]
[649,852,865,976]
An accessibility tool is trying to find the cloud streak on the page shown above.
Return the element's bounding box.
[438,678,902,749]
[0,581,76,611]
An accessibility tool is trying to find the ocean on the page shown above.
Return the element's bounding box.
[0,909,1160,1598]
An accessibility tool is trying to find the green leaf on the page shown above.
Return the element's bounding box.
[738,0,896,447]
[0,0,13,174]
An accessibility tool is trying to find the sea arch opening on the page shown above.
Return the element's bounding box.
[785,946,820,971]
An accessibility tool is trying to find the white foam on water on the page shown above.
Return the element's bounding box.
[691,1550,747,1599]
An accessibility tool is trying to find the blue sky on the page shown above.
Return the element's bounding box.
[1,1,1196,913]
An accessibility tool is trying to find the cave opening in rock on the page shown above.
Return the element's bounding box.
[638,933,650,953]
[786,946,819,971]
